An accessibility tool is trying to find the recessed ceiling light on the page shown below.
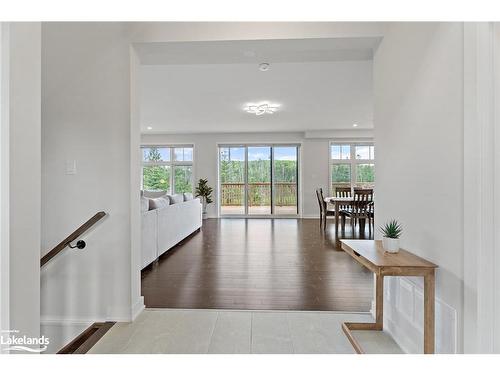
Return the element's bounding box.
[146,126,153,130]
[352,123,358,127]
[259,63,270,72]
[244,102,280,116]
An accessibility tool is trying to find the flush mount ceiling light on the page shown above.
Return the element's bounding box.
[352,123,359,127]
[146,126,153,130]
[244,102,280,116]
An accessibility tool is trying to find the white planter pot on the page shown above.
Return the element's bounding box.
[201,198,208,220]
[382,237,400,253]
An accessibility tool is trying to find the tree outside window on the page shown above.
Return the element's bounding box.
[142,146,193,194]
[330,142,375,193]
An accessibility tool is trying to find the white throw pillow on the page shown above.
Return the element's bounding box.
[149,196,170,210]
[167,194,184,204]
[183,193,194,201]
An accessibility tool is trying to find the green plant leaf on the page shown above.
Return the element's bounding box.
[194,178,213,206]
[379,219,402,239]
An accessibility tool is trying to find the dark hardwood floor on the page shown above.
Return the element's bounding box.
[141,218,374,311]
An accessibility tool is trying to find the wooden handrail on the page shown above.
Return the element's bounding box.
[41,211,106,267]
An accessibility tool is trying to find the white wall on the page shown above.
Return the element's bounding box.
[129,47,143,323]
[141,130,373,218]
[0,22,8,338]
[462,23,500,354]
[9,22,41,343]
[40,23,139,352]
[374,23,464,353]
[0,23,42,344]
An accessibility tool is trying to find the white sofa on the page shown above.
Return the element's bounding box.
[141,192,202,269]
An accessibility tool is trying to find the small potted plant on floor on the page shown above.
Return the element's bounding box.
[195,178,213,219]
[380,219,402,253]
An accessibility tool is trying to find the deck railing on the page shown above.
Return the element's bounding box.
[221,182,296,206]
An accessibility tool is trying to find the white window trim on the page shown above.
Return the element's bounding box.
[141,144,194,194]
[329,140,375,195]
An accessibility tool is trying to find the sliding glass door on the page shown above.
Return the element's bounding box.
[247,147,272,215]
[273,146,298,215]
[219,144,299,216]
[219,146,246,215]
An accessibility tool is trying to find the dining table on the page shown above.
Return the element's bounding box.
[324,196,357,249]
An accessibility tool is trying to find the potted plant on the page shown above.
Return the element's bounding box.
[195,178,213,219]
[380,219,402,253]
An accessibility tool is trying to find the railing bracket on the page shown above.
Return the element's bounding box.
[68,240,86,250]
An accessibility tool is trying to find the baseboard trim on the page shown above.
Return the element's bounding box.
[131,297,145,321]
[41,298,145,326]
[384,317,414,354]
[41,316,101,326]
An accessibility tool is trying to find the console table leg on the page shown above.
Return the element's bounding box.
[424,272,435,354]
[375,274,384,330]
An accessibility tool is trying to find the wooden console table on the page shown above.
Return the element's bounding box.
[340,239,438,354]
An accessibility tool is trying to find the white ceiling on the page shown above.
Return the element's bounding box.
[139,38,378,134]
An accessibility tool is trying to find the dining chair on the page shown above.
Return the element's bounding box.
[334,186,352,197]
[353,189,374,232]
[334,186,352,230]
[353,188,373,195]
[367,201,375,234]
[340,190,373,235]
[315,188,335,230]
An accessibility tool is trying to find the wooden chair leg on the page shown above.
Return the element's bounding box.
[359,218,366,236]
[341,215,346,232]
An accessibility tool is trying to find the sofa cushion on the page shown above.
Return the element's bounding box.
[140,196,150,213]
[167,194,184,204]
[149,196,170,210]
[183,193,194,201]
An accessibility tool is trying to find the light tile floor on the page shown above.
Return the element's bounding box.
[89,309,403,354]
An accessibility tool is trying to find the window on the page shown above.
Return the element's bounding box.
[142,146,194,194]
[330,142,374,194]
[331,144,351,160]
